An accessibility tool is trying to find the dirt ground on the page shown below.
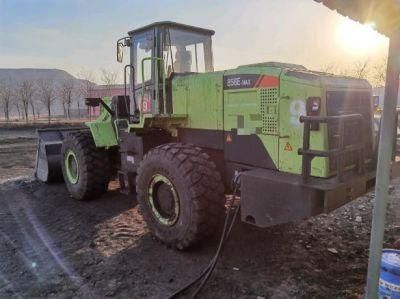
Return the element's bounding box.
[0,123,83,182]
[1,126,400,298]
[0,127,37,181]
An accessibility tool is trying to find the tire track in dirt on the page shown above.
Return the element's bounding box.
[0,178,157,298]
[0,136,37,182]
[2,175,400,298]
[93,208,147,258]
[0,180,101,298]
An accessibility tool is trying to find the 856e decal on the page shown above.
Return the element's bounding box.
[223,74,279,90]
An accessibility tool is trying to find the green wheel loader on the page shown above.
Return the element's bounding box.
[36,21,382,249]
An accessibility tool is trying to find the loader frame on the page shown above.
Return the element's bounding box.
[34,21,400,235]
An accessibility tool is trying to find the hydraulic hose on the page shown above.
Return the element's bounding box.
[168,173,242,299]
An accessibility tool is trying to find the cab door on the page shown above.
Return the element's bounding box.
[131,29,155,114]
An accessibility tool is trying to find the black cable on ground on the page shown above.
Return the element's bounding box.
[168,173,242,299]
[190,193,241,299]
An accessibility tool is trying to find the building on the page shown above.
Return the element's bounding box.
[88,84,126,98]
[373,86,400,109]
[86,84,126,117]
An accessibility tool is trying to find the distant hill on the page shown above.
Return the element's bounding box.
[0,68,79,86]
[0,68,90,119]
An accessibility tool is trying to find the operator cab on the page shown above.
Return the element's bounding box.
[117,21,215,117]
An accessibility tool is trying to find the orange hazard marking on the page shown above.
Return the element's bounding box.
[255,75,279,88]
[284,142,293,151]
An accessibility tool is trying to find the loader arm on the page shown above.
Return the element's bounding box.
[35,97,119,183]
[85,97,119,148]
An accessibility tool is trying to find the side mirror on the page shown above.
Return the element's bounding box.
[117,43,123,63]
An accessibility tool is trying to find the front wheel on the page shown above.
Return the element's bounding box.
[136,143,225,250]
[61,131,110,200]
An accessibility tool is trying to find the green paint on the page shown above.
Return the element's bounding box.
[105,23,374,181]
[92,23,373,180]
[124,62,372,178]
[64,149,79,184]
[88,63,372,179]
[85,97,118,147]
[278,73,326,176]
[223,65,283,167]
[172,72,224,130]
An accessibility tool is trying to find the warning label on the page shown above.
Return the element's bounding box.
[284,142,293,151]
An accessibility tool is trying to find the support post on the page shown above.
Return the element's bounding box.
[366,33,400,298]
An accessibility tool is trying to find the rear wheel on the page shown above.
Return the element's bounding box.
[61,131,110,200]
[136,143,225,250]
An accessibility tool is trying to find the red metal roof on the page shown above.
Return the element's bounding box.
[88,84,126,98]
[314,0,400,36]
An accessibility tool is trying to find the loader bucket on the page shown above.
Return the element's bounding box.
[35,128,84,183]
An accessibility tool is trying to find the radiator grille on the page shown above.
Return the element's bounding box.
[260,88,278,135]
[326,90,373,172]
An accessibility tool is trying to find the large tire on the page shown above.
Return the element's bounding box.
[136,143,225,250]
[61,131,110,200]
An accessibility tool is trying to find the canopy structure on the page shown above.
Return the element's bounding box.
[314,1,400,298]
[315,0,400,36]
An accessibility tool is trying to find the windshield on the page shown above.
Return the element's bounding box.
[163,28,213,74]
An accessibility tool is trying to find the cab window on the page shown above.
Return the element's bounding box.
[163,28,213,75]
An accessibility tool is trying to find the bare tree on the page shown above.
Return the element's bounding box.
[16,80,35,122]
[77,70,97,119]
[37,79,56,123]
[353,59,371,79]
[77,70,96,98]
[335,60,370,79]
[0,80,13,122]
[100,68,118,96]
[319,63,337,74]
[30,98,37,120]
[335,66,351,77]
[14,102,21,120]
[58,78,75,119]
[371,59,387,88]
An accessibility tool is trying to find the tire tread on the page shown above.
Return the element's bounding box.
[61,131,110,200]
[136,142,225,249]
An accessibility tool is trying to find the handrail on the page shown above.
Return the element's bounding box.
[298,113,365,183]
[124,64,139,122]
[141,57,166,115]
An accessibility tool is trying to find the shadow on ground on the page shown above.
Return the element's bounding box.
[1,178,400,298]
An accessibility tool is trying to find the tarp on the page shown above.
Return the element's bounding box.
[314,0,400,36]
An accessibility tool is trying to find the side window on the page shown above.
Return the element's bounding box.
[165,28,211,74]
[134,33,153,85]
[186,43,205,73]
[165,43,206,73]
[164,45,177,76]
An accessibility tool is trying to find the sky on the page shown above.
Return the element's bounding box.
[0,0,390,83]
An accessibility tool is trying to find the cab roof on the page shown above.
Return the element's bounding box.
[128,21,215,36]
